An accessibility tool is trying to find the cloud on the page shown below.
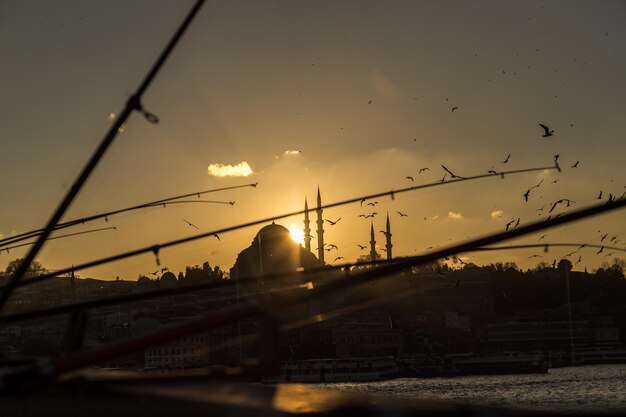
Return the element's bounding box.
[491,210,504,219]
[207,161,253,177]
[371,68,401,97]
[284,150,302,156]
[431,215,439,220]
[448,211,463,220]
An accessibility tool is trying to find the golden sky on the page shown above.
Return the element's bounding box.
[0,1,625,280]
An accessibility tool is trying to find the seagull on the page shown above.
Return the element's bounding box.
[357,244,366,250]
[325,217,341,226]
[539,123,554,137]
[597,190,603,199]
[419,167,430,174]
[514,217,520,228]
[358,214,367,218]
[379,230,390,237]
[554,154,560,163]
[564,251,577,258]
[574,256,582,265]
[149,270,159,276]
[161,267,168,273]
[552,180,559,184]
[442,165,466,179]
[367,201,379,206]
[334,256,344,262]
[458,258,467,265]
[538,235,546,241]
[600,234,608,242]
[502,154,511,164]
[571,160,579,168]
[451,106,458,112]
[365,212,378,218]
[397,211,408,217]
[534,179,544,189]
[439,173,447,182]
[505,219,515,231]
[326,243,338,250]
[368,100,372,104]
[182,219,199,229]
[529,254,542,258]
[597,246,604,254]
[487,170,498,175]
[211,233,220,241]
[406,176,414,182]
[360,198,366,207]
[251,182,258,187]
[524,188,532,202]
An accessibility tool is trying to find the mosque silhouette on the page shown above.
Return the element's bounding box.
[229,188,393,291]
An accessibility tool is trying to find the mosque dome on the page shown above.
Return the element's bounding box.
[160,271,177,288]
[254,222,290,242]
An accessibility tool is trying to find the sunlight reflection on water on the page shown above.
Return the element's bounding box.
[312,364,626,413]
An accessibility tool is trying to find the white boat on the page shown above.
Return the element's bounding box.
[280,357,398,383]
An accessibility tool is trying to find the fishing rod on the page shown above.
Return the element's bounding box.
[0,227,118,254]
[0,0,207,312]
[3,164,559,291]
[0,183,252,248]
[2,199,622,388]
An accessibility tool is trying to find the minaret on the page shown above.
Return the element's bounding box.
[303,198,311,252]
[369,222,377,261]
[316,187,325,263]
[385,213,393,260]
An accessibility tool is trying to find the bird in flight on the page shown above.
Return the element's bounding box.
[365,212,378,219]
[539,123,554,137]
[442,165,466,179]
[397,211,408,217]
[487,170,498,175]
[571,160,579,168]
[360,198,366,207]
[597,246,604,254]
[368,100,372,104]
[182,219,199,229]
[505,219,515,231]
[514,217,520,228]
[367,201,379,206]
[502,154,511,164]
[149,270,159,276]
[600,234,608,242]
[325,217,341,226]
[251,182,258,188]
[161,267,168,273]
[538,235,546,241]
[523,188,532,202]
[379,230,391,237]
[211,233,220,241]
[529,254,542,259]
[357,244,366,250]
[597,190,603,200]
[334,256,344,262]
[419,167,430,174]
[406,176,414,182]
[549,199,575,213]
[439,173,447,182]
[451,106,458,112]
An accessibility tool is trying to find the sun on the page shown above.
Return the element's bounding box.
[288,225,305,245]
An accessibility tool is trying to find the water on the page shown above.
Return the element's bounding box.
[312,365,626,414]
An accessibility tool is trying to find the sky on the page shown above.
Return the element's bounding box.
[0,0,625,280]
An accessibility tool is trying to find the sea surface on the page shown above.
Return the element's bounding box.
[312,364,626,414]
